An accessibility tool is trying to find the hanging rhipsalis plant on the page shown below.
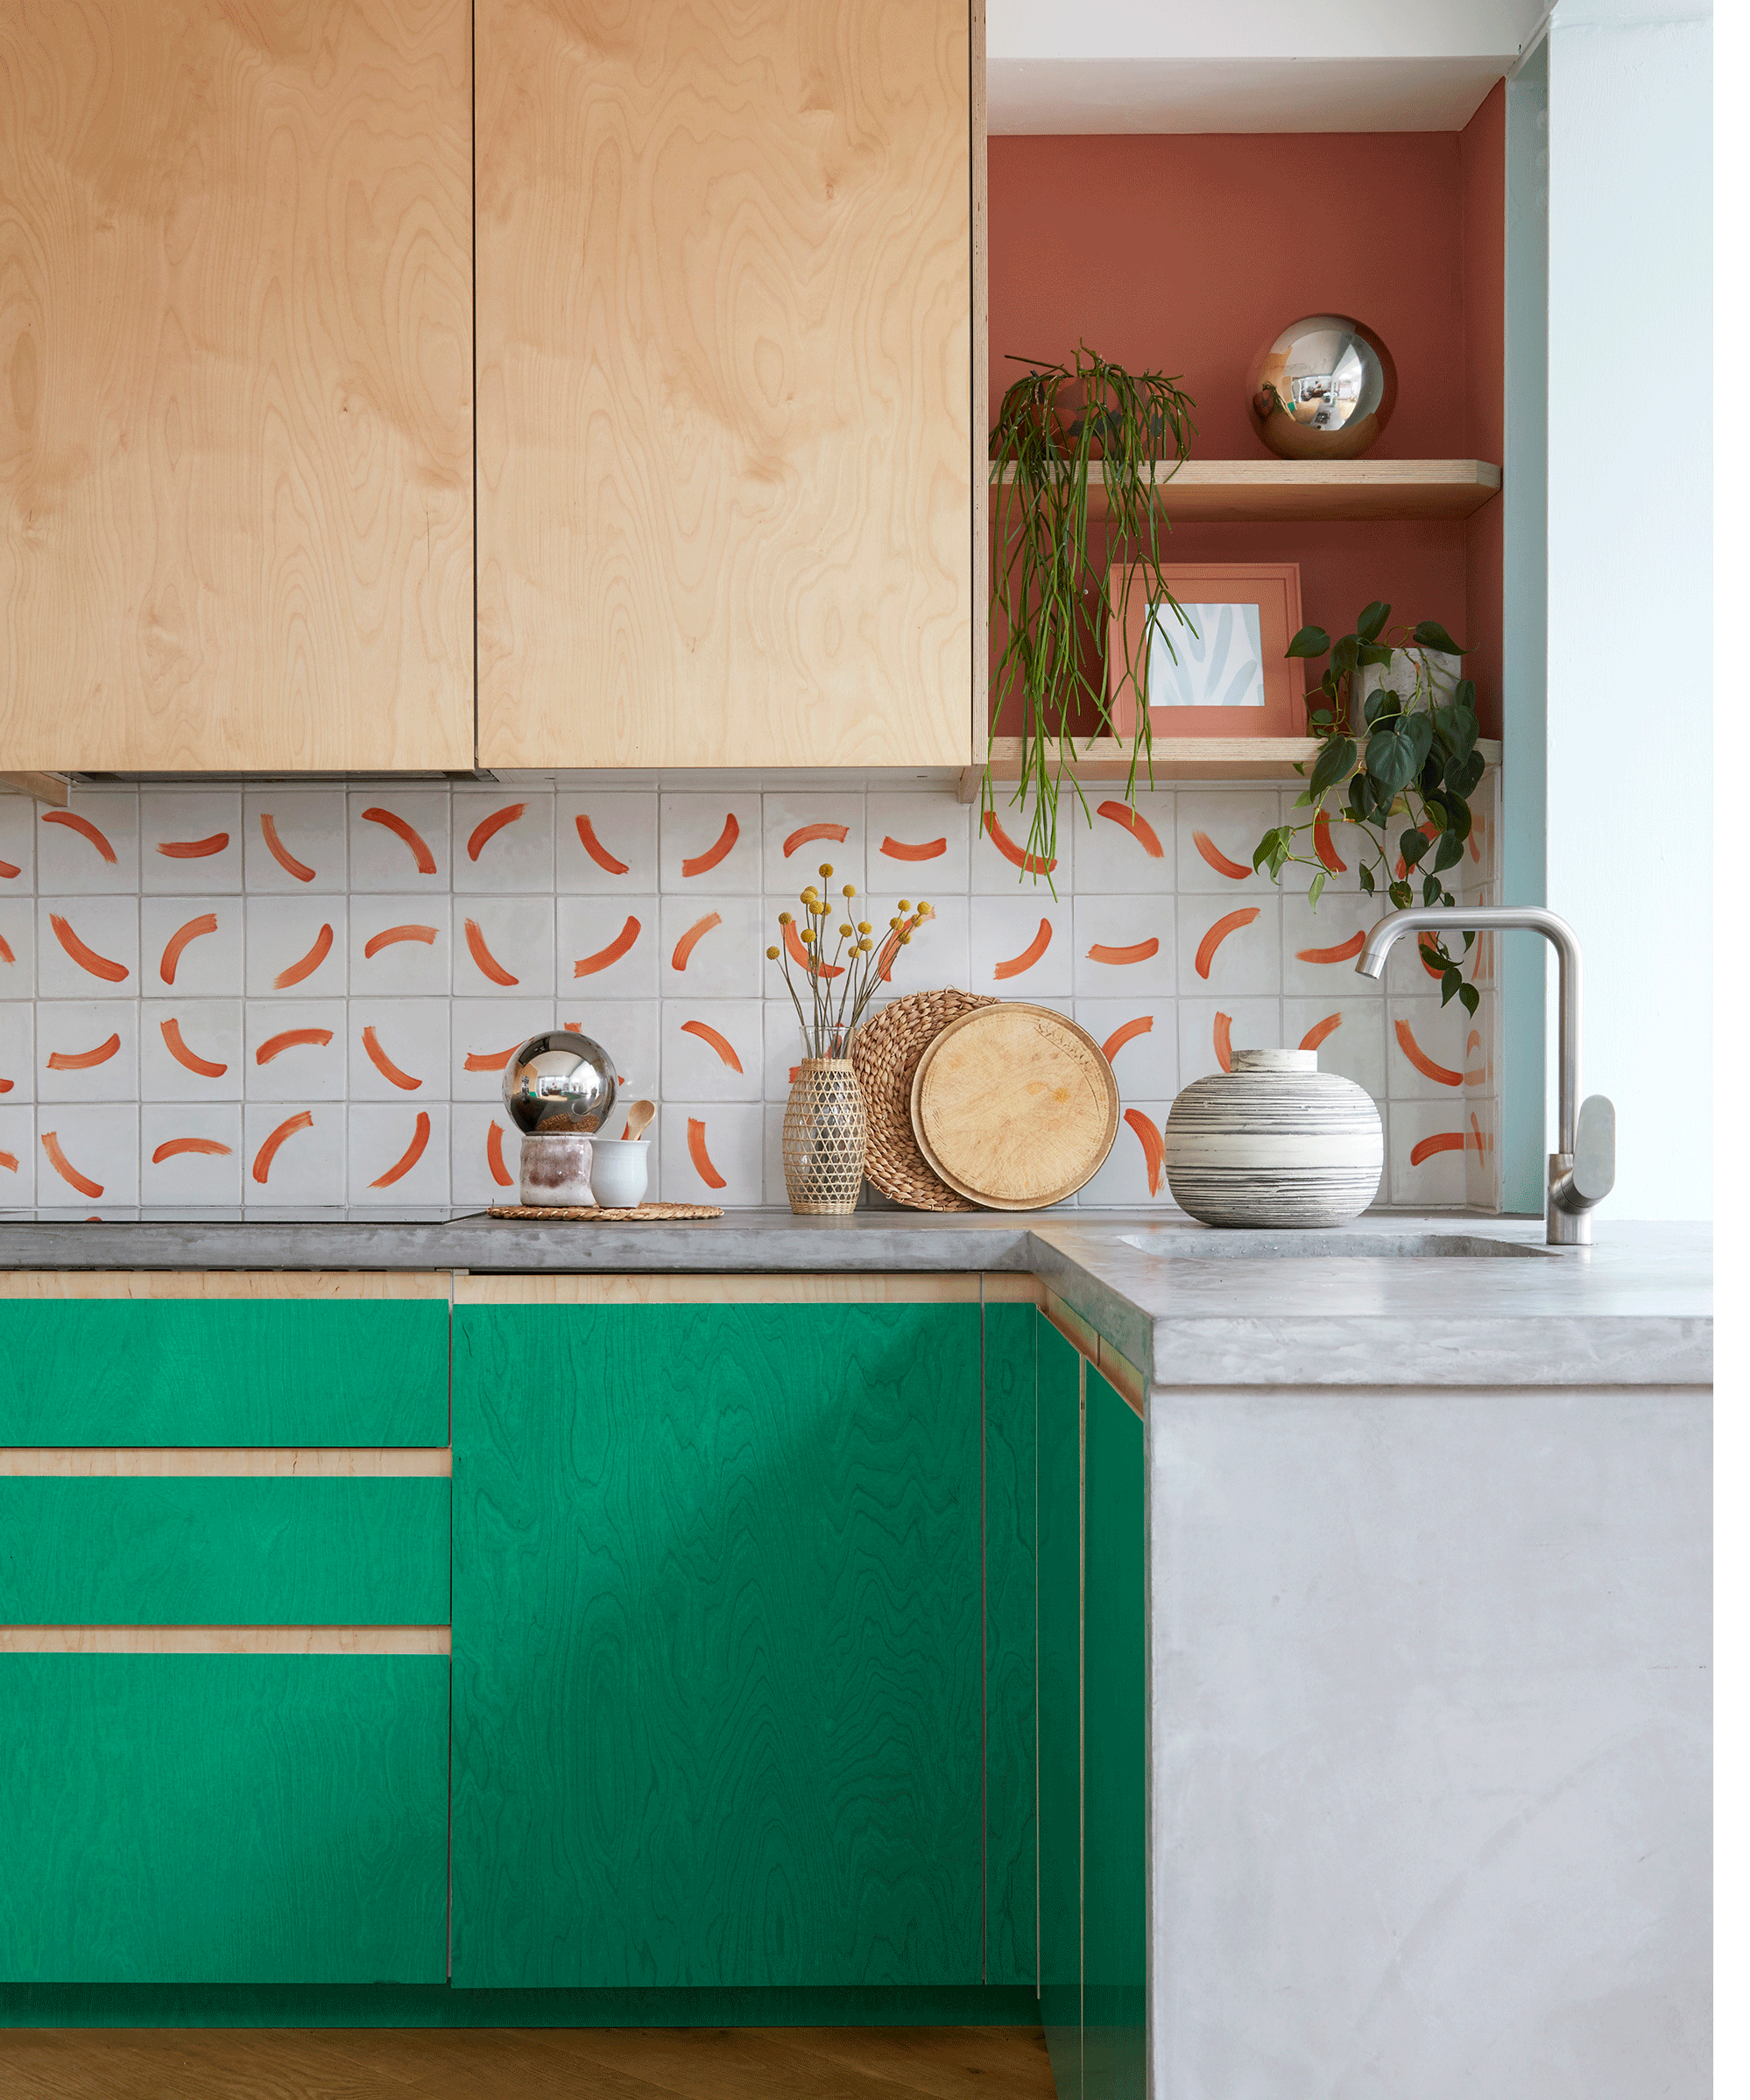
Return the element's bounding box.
[987,347,1197,880]
[1250,603,1485,1015]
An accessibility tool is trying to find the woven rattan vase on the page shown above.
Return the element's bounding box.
[782,1058,868,1215]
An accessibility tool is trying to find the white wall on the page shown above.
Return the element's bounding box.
[1545,0,1711,1216]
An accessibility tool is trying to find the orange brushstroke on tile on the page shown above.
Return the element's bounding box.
[880,835,947,862]
[256,1027,333,1065]
[575,814,629,875]
[486,1121,514,1187]
[151,1138,232,1163]
[1193,830,1250,880]
[789,920,845,979]
[0,1150,16,1172]
[686,1117,727,1190]
[160,1019,228,1078]
[983,811,1056,876]
[363,923,436,961]
[1394,1019,1462,1087]
[463,918,519,986]
[1409,1131,1465,1166]
[157,832,229,859]
[362,1026,422,1090]
[1468,828,1482,863]
[993,917,1052,980]
[467,802,526,862]
[575,916,641,976]
[370,1111,432,1188]
[41,1131,102,1198]
[1213,1011,1233,1072]
[1464,1027,1487,1086]
[274,923,335,988]
[259,814,315,882]
[1296,929,1365,965]
[681,814,739,877]
[672,911,723,971]
[0,1077,11,1093]
[1195,907,1260,979]
[1097,801,1165,856]
[0,934,12,965]
[47,1033,120,1071]
[1313,810,1347,873]
[1100,1015,1154,1063]
[43,810,116,863]
[787,1066,801,1083]
[1299,1012,1343,1053]
[1124,1108,1165,1195]
[784,821,849,856]
[1088,936,1160,966]
[251,1110,314,1184]
[681,1020,744,1073]
[464,1042,520,1073]
[49,913,128,983]
[361,807,437,874]
[159,912,218,985]
[0,857,18,879]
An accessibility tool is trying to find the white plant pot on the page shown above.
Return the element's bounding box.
[1163,1048,1382,1228]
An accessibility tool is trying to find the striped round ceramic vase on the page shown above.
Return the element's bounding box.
[1162,1048,1382,1228]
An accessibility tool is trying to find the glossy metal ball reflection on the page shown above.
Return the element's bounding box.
[1247,314,1397,461]
[503,1030,617,1135]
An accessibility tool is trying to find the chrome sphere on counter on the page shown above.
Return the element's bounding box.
[503,1030,617,1134]
[1247,314,1397,460]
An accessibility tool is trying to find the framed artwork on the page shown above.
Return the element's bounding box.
[1107,561,1306,737]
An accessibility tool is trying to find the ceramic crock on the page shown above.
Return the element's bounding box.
[519,1131,595,1208]
[1162,1047,1382,1228]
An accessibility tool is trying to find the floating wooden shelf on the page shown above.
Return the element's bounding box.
[991,458,1501,524]
[959,736,1503,800]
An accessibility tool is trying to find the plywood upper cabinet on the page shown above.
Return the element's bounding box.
[475,0,979,771]
[0,0,474,772]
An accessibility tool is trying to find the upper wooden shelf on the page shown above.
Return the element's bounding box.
[959,736,1504,800]
[991,459,1501,524]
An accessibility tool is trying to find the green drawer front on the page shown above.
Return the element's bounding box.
[0,1478,449,1625]
[0,1655,448,1984]
[0,1300,448,1445]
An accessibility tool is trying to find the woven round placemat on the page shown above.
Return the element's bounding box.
[850,988,999,1210]
[486,1202,723,1221]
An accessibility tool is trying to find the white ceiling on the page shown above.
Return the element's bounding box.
[987,0,1553,132]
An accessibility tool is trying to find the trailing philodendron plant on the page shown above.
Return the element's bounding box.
[988,345,1198,880]
[1251,602,1485,1017]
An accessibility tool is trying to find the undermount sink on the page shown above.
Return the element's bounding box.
[1117,1228,1556,1259]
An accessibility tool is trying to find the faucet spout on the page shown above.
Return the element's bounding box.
[1355,906,1611,1246]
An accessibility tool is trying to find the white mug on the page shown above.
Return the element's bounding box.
[587,1137,650,1209]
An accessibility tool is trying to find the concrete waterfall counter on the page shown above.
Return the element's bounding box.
[0,1216,1711,2098]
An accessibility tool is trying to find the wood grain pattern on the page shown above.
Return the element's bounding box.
[452,1301,984,1989]
[984,1300,1036,1988]
[455,1272,983,1307]
[0,1478,448,1625]
[0,1299,449,1445]
[474,0,974,770]
[970,0,989,765]
[1082,1367,1145,2100]
[0,1626,449,1653]
[991,457,1501,524]
[0,2022,1058,2095]
[0,1271,451,1301]
[0,1448,450,1476]
[0,1656,448,1983]
[0,0,473,772]
[1036,1319,1082,2097]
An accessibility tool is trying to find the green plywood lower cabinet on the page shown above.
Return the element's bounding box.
[0,1657,448,1984]
[1039,1318,1084,2100]
[451,1300,986,1991]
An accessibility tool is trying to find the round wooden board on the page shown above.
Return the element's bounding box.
[909,1004,1118,1209]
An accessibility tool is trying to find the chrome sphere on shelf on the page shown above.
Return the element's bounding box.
[503,1030,617,1135]
[1247,314,1397,460]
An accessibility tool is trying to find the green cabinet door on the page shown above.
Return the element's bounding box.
[984,1300,1037,1987]
[1039,1316,1084,2100]
[1083,1366,1146,2099]
[0,1656,448,1984]
[451,1299,984,1990]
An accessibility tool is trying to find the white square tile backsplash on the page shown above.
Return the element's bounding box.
[0,774,1500,1217]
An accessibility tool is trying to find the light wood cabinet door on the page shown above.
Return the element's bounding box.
[0,0,474,772]
[475,0,978,770]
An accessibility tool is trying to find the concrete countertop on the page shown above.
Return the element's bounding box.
[0,1209,1711,1391]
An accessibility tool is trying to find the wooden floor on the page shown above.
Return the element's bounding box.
[0,2025,1058,2099]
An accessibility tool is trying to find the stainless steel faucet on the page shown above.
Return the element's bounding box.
[1354,906,1615,1246]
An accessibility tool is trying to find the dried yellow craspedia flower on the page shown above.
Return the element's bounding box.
[843,884,856,898]
[778,911,793,924]
[800,927,815,944]
[857,921,872,934]
[839,923,853,937]
[899,931,912,945]
[818,863,834,878]
[766,945,780,960]
[898,900,912,912]
[888,914,901,928]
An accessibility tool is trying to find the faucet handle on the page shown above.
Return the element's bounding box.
[1572,1095,1616,1205]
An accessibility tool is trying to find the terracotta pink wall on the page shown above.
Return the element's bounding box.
[989,122,1507,736]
